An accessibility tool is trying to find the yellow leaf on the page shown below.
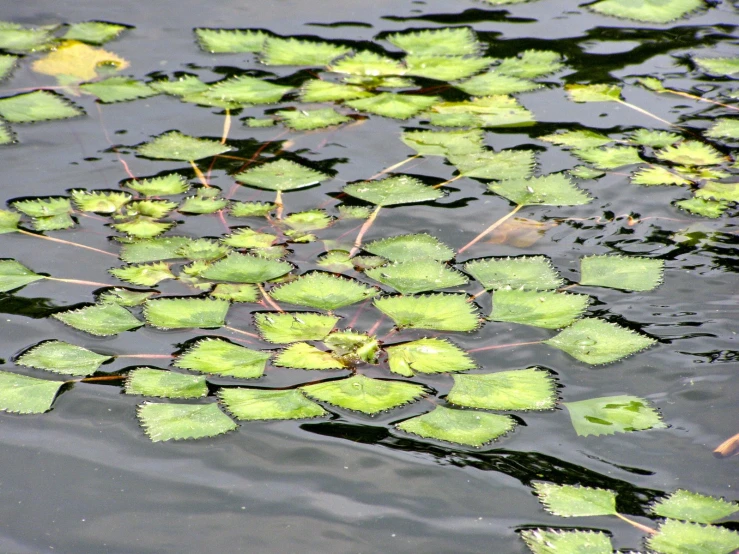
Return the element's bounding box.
[486,217,557,248]
[31,41,128,82]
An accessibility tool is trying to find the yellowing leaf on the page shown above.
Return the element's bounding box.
[32,41,129,82]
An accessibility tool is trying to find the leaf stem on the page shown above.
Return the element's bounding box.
[458,204,523,254]
[615,513,656,534]
[74,375,127,384]
[275,190,284,220]
[714,432,739,458]
[467,289,488,303]
[221,109,231,144]
[45,277,116,288]
[257,283,285,313]
[616,99,679,129]
[189,160,210,188]
[116,354,175,359]
[367,315,385,336]
[224,325,261,339]
[17,229,117,257]
[468,340,542,353]
[366,153,421,181]
[433,174,463,189]
[658,88,739,112]
[349,205,381,256]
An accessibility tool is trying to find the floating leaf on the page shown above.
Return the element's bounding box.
[347,93,439,120]
[404,55,492,81]
[144,297,228,329]
[632,166,691,186]
[255,312,339,343]
[450,149,536,180]
[465,256,563,291]
[202,75,292,105]
[544,318,656,365]
[71,190,131,213]
[401,129,484,157]
[195,28,268,53]
[0,122,14,145]
[220,388,327,421]
[449,368,556,411]
[580,255,664,292]
[533,482,617,517]
[109,262,174,287]
[329,51,405,76]
[566,83,621,103]
[277,108,350,131]
[119,236,192,263]
[386,27,481,57]
[456,73,541,96]
[488,174,591,206]
[302,374,425,415]
[261,37,349,66]
[0,23,54,53]
[0,54,18,81]
[112,217,173,238]
[317,250,354,272]
[124,174,190,196]
[32,41,128,82]
[53,303,143,336]
[274,342,346,370]
[651,490,738,524]
[221,228,277,249]
[98,288,157,306]
[366,260,468,294]
[427,95,535,128]
[386,338,475,376]
[569,166,605,180]
[574,146,643,169]
[63,21,128,45]
[630,129,682,147]
[656,141,723,166]
[675,197,728,218]
[397,406,515,447]
[16,340,112,377]
[694,56,739,76]
[344,75,414,88]
[0,90,83,123]
[150,75,209,97]
[589,0,705,23]
[496,50,564,79]
[490,289,589,329]
[0,371,63,414]
[138,402,236,442]
[343,175,443,206]
[520,529,613,554]
[0,259,45,292]
[647,519,739,554]
[175,338,270,378]
[324,330,380,364]
[175,239,228,262]
[364,233,455,262]
[374,293,480,332]
[200,253,291,283]
[283,210,333,232]
[210,283,258,303]
[137,131,231,161]
[31,213,75,231]
[178,195,228,214]
[12,197,71,218]
[270,272,376,311]
[564,395,666,436]
[299,80,373,102]
[229,201,275,218]
[234,159,329,192]
[695,181,739,203]
[81,76,158,103]
[539,130,612,150]
[125,368,207,399]
[704,118,739,140]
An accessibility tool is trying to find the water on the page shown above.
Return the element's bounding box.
[0,0,737,552]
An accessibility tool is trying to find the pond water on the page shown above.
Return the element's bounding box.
[0,0,737,552]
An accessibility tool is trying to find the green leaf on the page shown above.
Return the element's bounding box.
[449,367,556,410]
[229,201,275,218]
[496,50,564,79]
[566,83,622,103]
[175,239,229,261]
[329,51,405,76]
[580,254,664,292]
[0,24,54,53]
[0,259,45,292]
[520,529,613,554]
[220,388,327,420]
[81,76,158,103]
[138,402,237,442]
[647,519,739,554]
[366,260,468,294]
[457,73,541,96]
[277,108,350,131]
[178,195,228,214]
[254,312,339,343]
[343,175,443,206]
[323,330,380,364]
[137,131,231,161]
[490,289,589,329]
[632,166,691,186]
[302,374,425,414]
[16,340,112,376]
[705,118,739,140]
[694,56,739,76]
[651,490,738,524]
[374,293,480,332]
[0,54,18,81]
[175,338,270,378]
[544,318,656,365]
[396,406,515,447]
[12,197,71,217]
[210,283,258,303]
[426,95,535,128]
[465,256,563,291]
[386,27,481,57]
[144,297,228,329]
[53,303,143,336]
[150,75,209,97]
[125,368,207,399]
[112,217,173,238]
[200,253,291,283]
[569,166,605,180]
[564,394,666,436]
[0,90,83,123]
[202,75,292,105]
[0,371,63,414]
[364,233,454,262]
[98,288,158,307]
[109,262,174,287]
[0,209,20,234]
[386,338,475,376]
[574,146,643,169]
[404,55,493,81]
[125,174,190,196]
[401,129,484,157]
[299,80,373,102]
[533,482,617,517]
[119,236,192,263]
[261,37,350,66]
[270,272,377,311]
[234,159,329,192]
[71,190,131,213]
[283,209,333,232]
[317,250,354,272]
[630,129,682,147]
[31,213,75,231]
[539,130,612,150]
[274,342,346,370]
[0,121,14,145]
[488,174,592,206]
[221,228,277,249]
[695,181,739,203]
[347,93,439,120]
[343,75,414,89]
[194,28,268,53]
[675,197,728,218]
[656,141,724,166]
[589,0,705,23]
[63,21,129,44]
[450,149,536,180]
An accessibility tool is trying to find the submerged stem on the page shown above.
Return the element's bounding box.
[433,174,463,189]
[221,109,232,144]
[660,88,739,112]
[190,160,210,188]
[467,289,488,303]
[617,99,679,129]
[17,229,117,257]
[275,190,284,220]
[458,204,523,254]
[349,205,381,256]
[615,513,656,534]
[74,375,127,384]
[468,340,542,354]
[46,276,115,288]
[117,354,175,359]
[224,325,261,340]
[366,154,421,181]
[258,283,285,313]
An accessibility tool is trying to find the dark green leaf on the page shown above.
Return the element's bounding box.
[0,371,63,414]
[125,368,207,398]
[138,402,237,442]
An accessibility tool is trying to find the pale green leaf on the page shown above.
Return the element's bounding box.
[347,93,439,120]
[71,190,131,213]
[200,253,291,283]
[63,21,128,45]
[465,256,563,291]
[647,519,739,554]
[219,388,327,420]
[202,75,292,105]
[210,283,258,303]
[323,331,380,364]
[31,213,75,231]
[456,73,541,96]
[490,289,589,329]
[144,297,229,329]
[675,197,728,218]
[246,119,277,130]
[16,340,112,377]
[566,84,622,102]
[270,272,377,311]
[277,108,350,130]
[0,209,20,234]
[488,174,592,206]
[109,262,174,287]
[299,80,373,102]
[0,54,18,81]
[175,338,270,378]
[638,76,666,91]
[364,233,454,262]
[127,198,184,218]
[221,228,277,249]
[178,195,228,214]
[450,149,536,180]
[574,146,643,169]
[694,56,739,76]
[564,395,667,436]
[651,490,738,524]
[112,217,173,238]
[0,24,54,53]
[0,91,83,123]
[195,28,268,53]
[386,338,475,376]
[496,50,564,79]
[0,371,63,414]
[632,166,691,186]
[138,131,231,161]
[695,181,739,203]
[254,312,339,343]
[427,95,535,127]
[81,76,158,103]
[589,0,704,23]
[274,342,346,370]
[521,529,613,554]
[366,260,468,294]
[125,368,207,398]
[386,27,481,57]
[98,288,158,307]
[119,236,192,263]
[539,130,612,150]
[705,119,739,140]
[138,402,237,442]
[533,482,618,517]
[374,293,480,332]
[302,374,425,414]
[569,166,605,180]
[53,303,143,336]
[150,75,209,97]
[0,121,14,144]
[400,129,484,157]
[343,75,414,88]
[261,37,350,66]
[175,239,229,261]
[316,250,354,272]
[0,259,45,292]
[329,51,405,76]
[229,201,275,218]
[234,159,329,192]
[449,368,556,410]
[656,141,724,166]
[124,174,190,196]
[396,406,515,447]
[343,175,443,206]
[283,209,333,232]
[12,197,71,217]
[580,254,664,291]
[405,55,493,81]
[630,129,682,147]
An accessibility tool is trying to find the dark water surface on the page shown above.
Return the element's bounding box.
[0,0,737,552]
